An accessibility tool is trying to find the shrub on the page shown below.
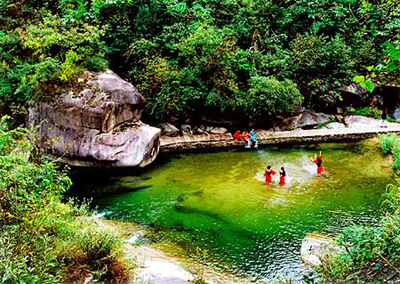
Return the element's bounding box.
[319,134,400,282]
[318,183,400,281]
[244,76,302,116]
[0,118,129,283]
[58,50,84,83]
[379,133,399,154]
[348,107,381,119]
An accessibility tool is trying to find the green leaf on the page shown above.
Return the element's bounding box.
[388,62,399,72]
[353,75,365,83]
[366,66,374,72]
[365,80,375,92]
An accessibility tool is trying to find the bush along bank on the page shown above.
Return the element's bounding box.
[317,133,400,283]
[0,116,130,284]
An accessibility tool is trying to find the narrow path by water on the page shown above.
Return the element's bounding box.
[160,125,400,152]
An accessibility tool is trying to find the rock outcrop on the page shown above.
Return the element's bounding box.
[158,123,180,137]
[344,115,389,128]
[28,70,160,167]
[274,111,334,131]
[301,233,339,267]
[336,84,369,96]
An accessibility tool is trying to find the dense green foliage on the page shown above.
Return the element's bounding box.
[0,116,129,283]
[318,133,400,283]
[380,133,400,173]
[0,0,399,120]
[354,36,400,92]
[348,106,382,119]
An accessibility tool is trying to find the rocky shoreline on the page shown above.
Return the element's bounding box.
[160,115,400,153]
[26,70,400,168]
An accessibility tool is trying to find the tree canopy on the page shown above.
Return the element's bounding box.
[0,0,399,120]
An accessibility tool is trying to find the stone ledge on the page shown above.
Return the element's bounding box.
[160,126,400,153]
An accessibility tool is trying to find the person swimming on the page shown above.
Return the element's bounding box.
[264,165,276,184]
[279,167,286,185]
[311,151,324,176]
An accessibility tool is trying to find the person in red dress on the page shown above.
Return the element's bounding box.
[233,130,241,140]
[312,151,324,176]
[279,167,286,185]
[264,165,276,184]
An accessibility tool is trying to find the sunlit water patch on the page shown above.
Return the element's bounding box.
[79,141,393,282]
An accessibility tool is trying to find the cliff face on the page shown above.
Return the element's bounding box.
[28,70,160,167]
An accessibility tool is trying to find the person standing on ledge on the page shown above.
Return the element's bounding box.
[264,165,276,184]
[311,151,324,177]
[279,167,286,185]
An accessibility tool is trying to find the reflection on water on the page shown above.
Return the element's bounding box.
[81,141,393,282]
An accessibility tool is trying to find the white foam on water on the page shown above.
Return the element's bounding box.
[255,155,317,186]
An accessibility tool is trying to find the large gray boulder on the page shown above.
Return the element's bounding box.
[296,111,333,128]
[273,111,334,131]
[28,70,160,167]
[344,115,385,128]
[336,84,369,96]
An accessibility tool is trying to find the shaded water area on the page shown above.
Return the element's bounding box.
[73,140,393,282]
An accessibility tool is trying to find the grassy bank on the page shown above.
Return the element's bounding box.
[0,116,131,284]
[317,133,400,283]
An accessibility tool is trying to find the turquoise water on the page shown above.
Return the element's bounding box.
[91,141,392,281]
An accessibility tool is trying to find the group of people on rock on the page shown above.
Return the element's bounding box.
[264,151,324,185]
[233,129,258,148]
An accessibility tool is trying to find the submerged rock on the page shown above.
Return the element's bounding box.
[301,233,339,267]
[28,70,160,167]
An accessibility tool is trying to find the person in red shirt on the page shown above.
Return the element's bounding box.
[312,151,324,176]
[242,131,251,148]
[279,167,286,185]
[264,165,276,184]
[233,130,241,140]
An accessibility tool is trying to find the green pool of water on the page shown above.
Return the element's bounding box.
[90,141,393,281]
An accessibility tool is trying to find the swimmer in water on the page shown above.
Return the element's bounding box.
[264,165,276,184]
[311,151,324,177]
[279,167,286,185]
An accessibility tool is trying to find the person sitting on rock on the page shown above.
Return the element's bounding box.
[250,128,258,148]
[233,130,241,140]
[242,131,251,148]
